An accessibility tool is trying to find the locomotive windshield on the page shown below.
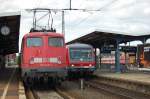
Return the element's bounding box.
[69,48,93,61]
[48,37,64,47]
[27,37,42,47]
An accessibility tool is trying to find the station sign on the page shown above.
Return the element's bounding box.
[121,46,137,52]
[144,46,150,61]
[101,47,115,53]
[101,46,137,53]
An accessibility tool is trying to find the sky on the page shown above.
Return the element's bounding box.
[0,0,150,46]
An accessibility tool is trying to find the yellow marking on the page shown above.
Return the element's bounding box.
[19,81,26,99]
[0,69,16,99]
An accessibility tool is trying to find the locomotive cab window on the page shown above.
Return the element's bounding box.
[27,37,42,47]
[48,37,64,47]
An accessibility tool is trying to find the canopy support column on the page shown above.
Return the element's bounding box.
[115,39,121,73]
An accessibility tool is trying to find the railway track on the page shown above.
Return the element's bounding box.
[25,76,150,99]
[56,80,126,99]
[25,86,75,99]
[25,81,121,99]
[85,79,150,99]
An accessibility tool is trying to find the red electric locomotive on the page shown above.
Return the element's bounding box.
[20,8,68,84]
[66,43,96,75]
[21,32,67,84]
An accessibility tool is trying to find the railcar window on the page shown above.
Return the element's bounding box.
[27,37,42,47]
[48,37,64,47]
[69,48,93,61]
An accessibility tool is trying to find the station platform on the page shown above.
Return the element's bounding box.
[94,69,150,95]
[95,69,150,84]
[0,68,26,99]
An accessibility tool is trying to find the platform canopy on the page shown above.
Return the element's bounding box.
[67,31,150,48]
[0,12,21,55]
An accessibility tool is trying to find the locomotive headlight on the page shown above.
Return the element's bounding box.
[71,64,74,67]
[89,64,92,66]
[58,60,61,64]
[30,58,34,64]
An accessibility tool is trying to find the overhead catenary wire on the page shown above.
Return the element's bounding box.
[77,0,85,9]
[26,0,119,34]
[73,0,119,27]
[36,12,50,23]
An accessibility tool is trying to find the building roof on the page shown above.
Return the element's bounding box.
[67,31,150,48]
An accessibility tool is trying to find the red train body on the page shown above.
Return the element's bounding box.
[66,43,96,75]
[21,32,67,83]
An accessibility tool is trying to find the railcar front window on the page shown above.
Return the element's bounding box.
[48,37,64,47]
[69,48,93,61]
[27,37,42,47]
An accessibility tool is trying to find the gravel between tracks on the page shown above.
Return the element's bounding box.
[58,80,125,99]
[37,90,64,99]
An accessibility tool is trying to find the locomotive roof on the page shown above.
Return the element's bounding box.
[67,43,93,48]
[23,32,64,38]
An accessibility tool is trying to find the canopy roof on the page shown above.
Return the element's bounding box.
[0,12,21,55]
[67,31,150,48]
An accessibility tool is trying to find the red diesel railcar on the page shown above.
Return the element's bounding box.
[66,43,96,75]
[21,32,67,84]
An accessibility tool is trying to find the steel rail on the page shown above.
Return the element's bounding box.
[85,80,150,99]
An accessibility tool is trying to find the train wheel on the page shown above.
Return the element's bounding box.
[23,77,33,87]
[56,78,62,86]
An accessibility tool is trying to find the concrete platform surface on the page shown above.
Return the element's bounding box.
[0,68,26,99]
[95,69,150,84]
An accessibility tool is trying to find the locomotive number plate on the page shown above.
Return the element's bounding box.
[48,58,58,63]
